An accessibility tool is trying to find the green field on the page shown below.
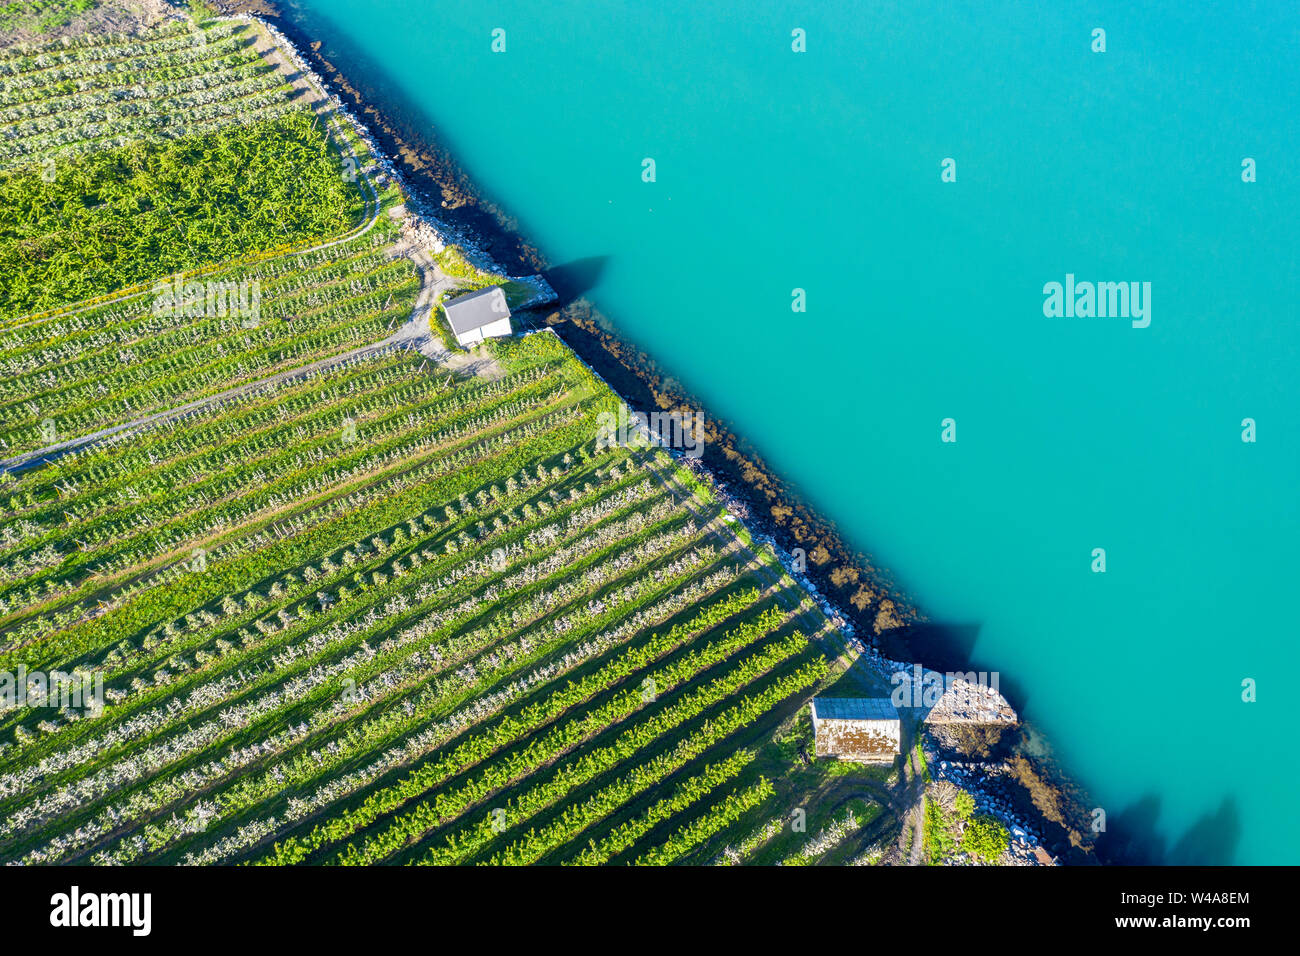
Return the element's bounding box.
[0,1,97,37]
[0,16,890,866]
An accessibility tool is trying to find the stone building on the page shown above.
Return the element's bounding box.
[810,697,901,763]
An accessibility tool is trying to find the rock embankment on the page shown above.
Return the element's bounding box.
[932,758,1057,865]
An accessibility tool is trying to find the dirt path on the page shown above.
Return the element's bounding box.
[811,785,901,866]
[901,747,927,865]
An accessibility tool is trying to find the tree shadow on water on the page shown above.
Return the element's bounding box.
[1167,797,1241,865]
[1097,793,1241,865]
[542,256,610,308]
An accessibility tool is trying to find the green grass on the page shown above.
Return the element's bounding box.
[0,0,96,34]
[432,245,506,287]
[0,109,362,321]
[924,796,957,864]
[431,295,464,353]
[501,279,538,309]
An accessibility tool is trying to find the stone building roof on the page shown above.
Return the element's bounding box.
[811,697,899,722]
[924,678,1018,724]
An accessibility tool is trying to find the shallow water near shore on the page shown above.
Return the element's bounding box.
[285,0,1300,863]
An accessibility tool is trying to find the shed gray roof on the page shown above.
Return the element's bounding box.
[442,285,510,334]
[811,698,899,722]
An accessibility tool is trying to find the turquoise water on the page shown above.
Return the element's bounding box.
[288,0,1299,864]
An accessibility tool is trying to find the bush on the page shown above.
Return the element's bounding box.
[0,110,358,320]
[930,779,957,809]
[954,790,976,821]
[963,815,1009,862]
[923,799,957,864]
[431,296,464,353]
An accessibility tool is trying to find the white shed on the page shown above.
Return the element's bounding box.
[443,285,512,348]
